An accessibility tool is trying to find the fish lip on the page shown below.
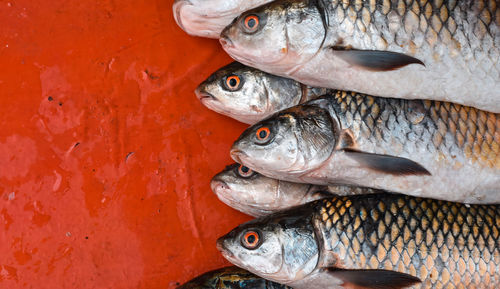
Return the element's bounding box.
[210,178,229,195]
[219,33,234,48]
[216,237,233,258]
[195,90,217,102]
[172,0,192,32]
[230,148,247,164]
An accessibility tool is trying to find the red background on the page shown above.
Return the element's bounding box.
[0,1,251,288]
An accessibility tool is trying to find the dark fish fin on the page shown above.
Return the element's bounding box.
[344,149,431,176]
[332,49,425,71]
[336,129,357,150]
[326,268,421,289]
[310,190,334,199]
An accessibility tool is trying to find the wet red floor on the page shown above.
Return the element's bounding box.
[0,1,252,288]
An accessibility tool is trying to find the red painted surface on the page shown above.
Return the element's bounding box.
[0,1,251,288]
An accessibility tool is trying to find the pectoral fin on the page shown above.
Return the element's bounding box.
[327,268,421,289]
[333,49,425,71]
[290,268,420,289]
[344,149,431,176]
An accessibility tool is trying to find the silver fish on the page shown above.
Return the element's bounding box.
[173,0,273,38]
[196,62,328,124]
[212,163,380,217]
[230,92,500,204]
[220,0,500,113]
[217,194,500,289]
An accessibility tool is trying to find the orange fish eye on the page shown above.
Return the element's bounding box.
[238,165,253,177]
[243,15,259,32]
[241,230,260,249]
[255,127,270,142]
[225,75,240,90]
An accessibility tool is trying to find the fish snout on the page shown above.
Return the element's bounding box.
[219,26,234,48]
[210,178,230,195]
[172,0,193,32]
[194,86,217,101]
[230,147,247,164]
[216,236,233,258]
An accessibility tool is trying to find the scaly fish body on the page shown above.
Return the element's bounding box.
[212,163,381,217]
[173,0,273,38]
[231,92,500,204]
[217,194,500,289]
[196,62,328,124]
[178,266,291,288]
[220,0,500,112]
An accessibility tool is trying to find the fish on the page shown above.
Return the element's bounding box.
[177,266,291,288]
[212,163,380,217]
[220,0,500,113]
[217,193,500,289]
[230,92,500,204]
[172,0,273,38]
[196,62,328,124]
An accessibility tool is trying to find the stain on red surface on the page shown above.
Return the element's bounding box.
[0,1,251,288]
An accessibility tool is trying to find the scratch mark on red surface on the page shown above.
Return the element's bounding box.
[125,152,135,163]
[64,142,80,158]
[170,138,203,246]
[102,30,165,60]
[53,170,62,191]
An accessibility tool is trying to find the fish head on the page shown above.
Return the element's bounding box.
[211,163,282,217]
[217,205,319,283]
[211,163,322,217]
[230,102,336,176]
[196,62,303,124]
[173,0,273,38]
[220,0,326,71]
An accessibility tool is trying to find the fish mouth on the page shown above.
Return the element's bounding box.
[219,27,234,48]
[216,237,234,259]
[210,178,230,195]
[195,87,217,102]
[172,0,192,33]
[172,0,222,38]
[230,148,247,164]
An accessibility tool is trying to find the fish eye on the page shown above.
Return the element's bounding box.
[255,127,271,144]
[237,165,254,178]
[224,75,242,91]
[240,229,261,249]
[242,15,259,33]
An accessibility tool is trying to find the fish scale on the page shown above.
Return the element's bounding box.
[327,90,500,169]
[326,0,500,85]
[314,195,500,288]
[328,0,497,51]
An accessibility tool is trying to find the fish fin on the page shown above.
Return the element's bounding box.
[336,129,357,150]
[312,0,329,49]
[288,268,420,289]
[310,190,334,199]
[332,49,425,71]
[344,149,431,176]
[326,268,421,289]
